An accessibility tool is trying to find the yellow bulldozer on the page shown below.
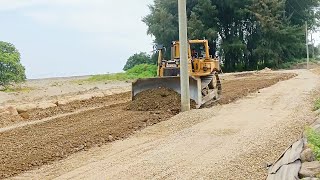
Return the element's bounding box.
[132,39,222,108]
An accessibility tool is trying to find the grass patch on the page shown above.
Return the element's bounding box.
[278,58,319,69]
[0,86,34,93]
[87,73,135,82]
[306,128,320,161]
[314,98,320,111]
[50,82,63,87]
[83,64,157,83]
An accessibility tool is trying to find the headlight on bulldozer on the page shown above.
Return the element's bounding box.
[203,64,211,71]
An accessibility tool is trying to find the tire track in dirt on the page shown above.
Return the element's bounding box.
[0,104,173,179]
[0,92,131,129]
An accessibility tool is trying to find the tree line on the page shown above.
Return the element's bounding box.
[140,0,320,72]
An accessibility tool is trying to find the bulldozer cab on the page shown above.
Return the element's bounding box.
[171,40,211,60]
[191,44,206,59]
[158,40,220,77]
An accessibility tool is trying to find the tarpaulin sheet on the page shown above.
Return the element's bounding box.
[267,139,304,180]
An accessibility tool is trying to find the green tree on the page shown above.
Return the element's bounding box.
[188,0,218,55]
[143,0,179,58]
[251,0,305,68]
[143,0,320,72]
[123,52,153,71]
[0,41,26,87]
[143,0,218,57]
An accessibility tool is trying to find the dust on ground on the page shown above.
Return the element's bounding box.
[0,71,298,178]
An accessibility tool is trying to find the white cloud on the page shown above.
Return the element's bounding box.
[0,0,153,33]
[0,0,95,11]
[13,0,154,52]
[29,0,153,53]
[22,0,152,34]
[0,0,32,11]
[0,0,155,78]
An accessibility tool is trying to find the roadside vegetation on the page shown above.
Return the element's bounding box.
[0,41,26,90]
[85,64,157,82]
[123,52,156,71]
[279,58,320,70]
[314,98,320,111]
[306,128,320,161]
[304,98,320,161]
[0,86,33,93]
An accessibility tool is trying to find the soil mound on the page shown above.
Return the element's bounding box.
[127,87,195,113]
[234,72,255,78]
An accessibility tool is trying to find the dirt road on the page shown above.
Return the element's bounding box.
[0,72,294,178]
[11,70,319,179]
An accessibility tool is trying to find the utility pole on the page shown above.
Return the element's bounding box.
[311,33,315,59]
[178,0,190,112]
[306,21,310,70]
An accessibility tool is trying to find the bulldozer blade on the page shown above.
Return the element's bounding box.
[132,76,211,109]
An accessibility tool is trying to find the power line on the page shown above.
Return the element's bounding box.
[286,0,305,19]
[293,0,304,11]
[306,22,310,69]
[283,1,317,51]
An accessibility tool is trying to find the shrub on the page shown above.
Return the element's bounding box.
[0,41,26,87]
[126,64,157,78]
[86,64,157,82]
[314,98,320,111]
[123,52,154,71]
[306,128,320,160]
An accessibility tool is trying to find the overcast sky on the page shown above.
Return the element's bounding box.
[0,1,319,79]
[0,0,154,79]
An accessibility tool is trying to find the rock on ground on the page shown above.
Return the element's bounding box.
[299,161,320,178]
[301,148,316,163]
